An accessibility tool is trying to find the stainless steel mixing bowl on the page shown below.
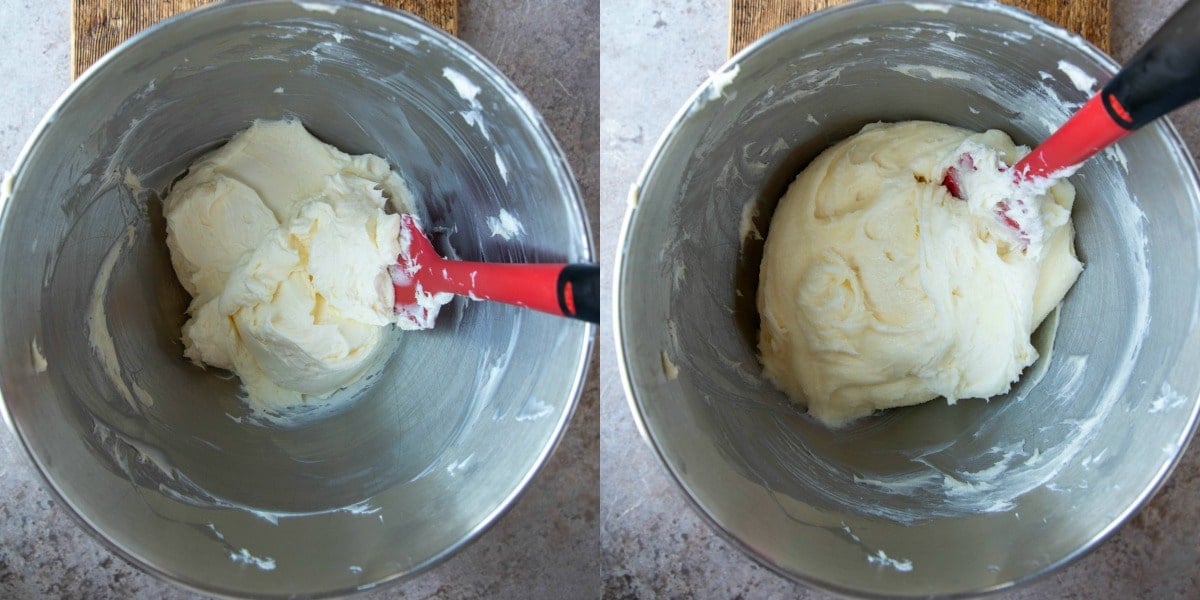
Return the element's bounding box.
[0,0,592,596]
[615,0,1200,596]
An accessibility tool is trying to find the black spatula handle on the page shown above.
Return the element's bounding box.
[1103,0,1200,130]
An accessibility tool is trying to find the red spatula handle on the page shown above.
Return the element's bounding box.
[430,259,599,323]
[1014,0,1200,182]
[1011,95,1130,182]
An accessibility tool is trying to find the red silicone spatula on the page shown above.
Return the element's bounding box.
[943,0,1200,238]
[389,214,599,330]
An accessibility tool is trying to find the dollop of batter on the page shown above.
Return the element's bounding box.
[165,119,441,412]
[757,121,1082,427]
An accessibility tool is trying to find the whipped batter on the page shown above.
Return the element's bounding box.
[758,121,1082,427]
[165,119,446,412]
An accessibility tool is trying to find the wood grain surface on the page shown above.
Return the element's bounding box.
[71,0,457,79]
[730,0,1111,56]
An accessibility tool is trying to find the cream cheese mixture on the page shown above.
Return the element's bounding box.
[757,121,1082,427]
[165,119,447,412]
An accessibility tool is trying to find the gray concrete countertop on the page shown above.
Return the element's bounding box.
[600,0,1200,598]
[0,1,598,598]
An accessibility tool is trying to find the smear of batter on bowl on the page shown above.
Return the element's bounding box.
[698,63,741,108]
[229,548,276,571]
[889,64,974,81]
[486,208,525,240]
[867,549,914,572]
[738,201,761,248]
[122,169,142,193]
[442,67,490,139]
[163,119,450,415]
[1,171,14,201]
[90,224,155,411]
[660,351,680,380]
[30,339,47,373]
[295,1,338,14]
[758,121,1082,427]
[494,149,510,184]
[1056,60,1097,94]
[910,2,951,13]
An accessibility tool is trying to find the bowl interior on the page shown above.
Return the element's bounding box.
[618,1,1200,596]
[0,1,591,596]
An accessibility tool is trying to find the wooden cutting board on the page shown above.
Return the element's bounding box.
[71,0,457,79]
[730,0,1110,56]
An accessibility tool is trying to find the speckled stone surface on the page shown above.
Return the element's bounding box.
[0,0,599,598]
[599,0,1200,598]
